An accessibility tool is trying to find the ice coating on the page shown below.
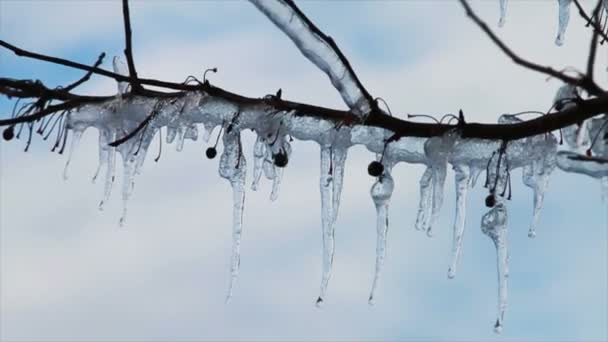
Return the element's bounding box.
[248,0,372,117]
[556,0,572,46]
[553,84,586,150]
[113,55,130,95]
[556,151,608,178]
[218,124,247,303]
[481,202,509,334]
[368,166,394,305]
[498,0,508,27]
[317,144,335,307]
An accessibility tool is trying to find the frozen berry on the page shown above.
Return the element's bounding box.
[367,161,384,177]
[205,147,217,159]
[2,126,14,141]
[273,151,288,167]
[485,194,496,208]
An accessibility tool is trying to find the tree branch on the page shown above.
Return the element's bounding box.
[458,0,604,96]
[121,0,143,93]
[573,0,608,44]
[249,0,377,117]
[585,0,602,79]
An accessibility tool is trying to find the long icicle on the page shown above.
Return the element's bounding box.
[448,164,471,279]
[98,130,116,211]
[556,0,572,46]
[498,0,508,27]
[481,202,509,334]
[219,127,247,303]
[368,168,394,305]
[316,144,334,307]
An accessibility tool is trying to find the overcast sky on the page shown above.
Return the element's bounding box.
[1,1,607,341]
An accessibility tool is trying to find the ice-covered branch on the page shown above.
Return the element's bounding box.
[248,0,376,117]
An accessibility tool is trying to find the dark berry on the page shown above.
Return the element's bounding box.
[205,147,217,159]
[485,194,496,208]
[2,126,14,141]
[367,161,384,177]
[273,151,288,167]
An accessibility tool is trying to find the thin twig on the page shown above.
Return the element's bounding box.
[457,0,604,96]
[64,52,106,92]
[122,0,143,92]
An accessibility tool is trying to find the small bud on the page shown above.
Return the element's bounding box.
[205,147,217,159]
[367,161,384,177]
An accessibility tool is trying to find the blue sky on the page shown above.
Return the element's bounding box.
[0,1,607,341]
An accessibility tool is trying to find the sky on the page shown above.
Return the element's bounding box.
[0,0,607,341]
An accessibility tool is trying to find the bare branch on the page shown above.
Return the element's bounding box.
[122,0,143,92]
[249,0,376,116]
[458,0,604,96]
[64,52,106,92]
[573,0,608,44]
[585,0,603,78]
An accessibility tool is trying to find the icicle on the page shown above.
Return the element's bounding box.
[62,129,83,181]
[316,144,335,307]
[470,167,483,188]
[522,160,551,238]
[184,124,198,141]
[424,134,454,237]
[202,123,215,143]
[368,169,394,305]
[331,147,348,223]
[415,167,433,231]
[498,0,508,27]
[119,158,136,227]
[481,202,509,334]
[556,0,572,46]
[270,166,283,201]
[219,126,247,303]
[166,127,177,144]
[448,164,471,279]
[176,127,185,152]
[262,151,276,180]
[98,130,116,211]
[251,135,266,191]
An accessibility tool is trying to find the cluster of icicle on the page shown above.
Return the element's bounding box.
[497,0,608,46]
[56,56,607,332]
